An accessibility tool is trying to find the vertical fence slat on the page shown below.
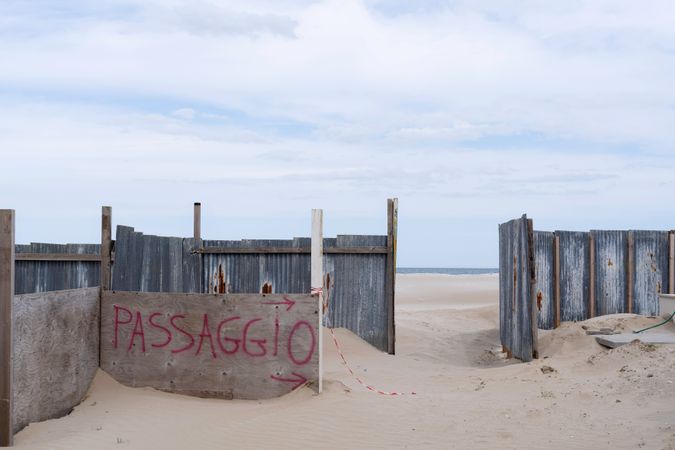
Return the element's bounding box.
[557,231,590,322]
[311,209,323,394]
[385,198,398,354]
[533,231,554,329]
[669,231,674,295]
[592,230,628,316]
[0,210,15,446]
[101,207,112,292]
[627,231,634,314]
[632,230,668,316]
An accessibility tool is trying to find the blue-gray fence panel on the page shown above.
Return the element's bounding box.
[592,230,628,316]
[325,235,388,352]
[557,231,590,322]
[499,215,536,362]
[533,231,555,330]
[632,230,668,316]
[202,238,310,294]
[14,243,100,294]
[111,226,201,293]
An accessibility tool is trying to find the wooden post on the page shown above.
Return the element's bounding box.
[311,209,323,394]
[385,198,398,355]
[627,231,634,314]
[589,233,595,318]
[0,210,15,447]
[101,206,112,292]
[193,203,201,240]
[669,231,675,295]
[554,234,561,328]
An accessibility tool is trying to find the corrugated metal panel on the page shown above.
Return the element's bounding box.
[111,225,199,293]
[557,231,590,322]
[325,235,388,352]
[592,230,627,316]
[201,238,311,295]
[632,230,668,316]
[533,231,554,330]
[498,215,536,362]
[14,243,100,294]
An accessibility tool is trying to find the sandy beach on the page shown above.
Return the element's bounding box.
[14,273,675,449]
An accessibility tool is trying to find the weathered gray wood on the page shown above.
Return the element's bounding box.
[557,231,590,322]
[195,247,388,254]
[193,203,201,240]
[101,291,319,399]
[101,207,112,291]
[311,209,323,393]
[498,215,537,362]
[0,210,15,446]
[15,253,102,262]
[533,231,554,329]
[596,332,675,349]
[591,230,628,316]
[627,231,634,314]
[589,232,595,318]
[632,230,668,316]
[182,238,202,293]
[669,231,675,294]
[12,287,99,434]
[385,198,398,354]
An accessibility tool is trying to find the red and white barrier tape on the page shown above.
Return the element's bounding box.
[328,327,416,396]
[313,284,416,396]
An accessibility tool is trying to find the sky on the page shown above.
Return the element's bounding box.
[1,0,674,267]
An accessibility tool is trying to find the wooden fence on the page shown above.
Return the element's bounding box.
[0,202,397,445]
[500,214,675,362]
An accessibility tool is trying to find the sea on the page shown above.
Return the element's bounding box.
[397,267,498,275]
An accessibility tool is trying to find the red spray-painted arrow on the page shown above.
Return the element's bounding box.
[261,296,296,311]
[270,372,308,390]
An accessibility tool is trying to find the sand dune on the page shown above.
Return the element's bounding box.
[14,273,675,449]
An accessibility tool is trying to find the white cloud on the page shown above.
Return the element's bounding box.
[1,0,674,265]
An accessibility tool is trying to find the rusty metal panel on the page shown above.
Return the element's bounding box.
[592,230,628,316]
[533,231,554,330]
[14,243,100,294]
[632,230,668,316]
[499,215,536,362]
[557,231,590,322]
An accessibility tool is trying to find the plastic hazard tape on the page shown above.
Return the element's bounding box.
[314,284,416,396]
[328,327,416,396]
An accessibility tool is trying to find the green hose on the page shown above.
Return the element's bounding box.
[633,311,675,334]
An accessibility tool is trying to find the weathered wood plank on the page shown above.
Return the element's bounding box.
[0,210,15,446]
[101,207,112,291]
[193,203,201,240]
[100,291,319,399]
[499,215,536,361]
[15,253,102,262]
[13,288,99,434]
[311,209,323,393]
[669,231,675,295]
[385,198,398,354]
